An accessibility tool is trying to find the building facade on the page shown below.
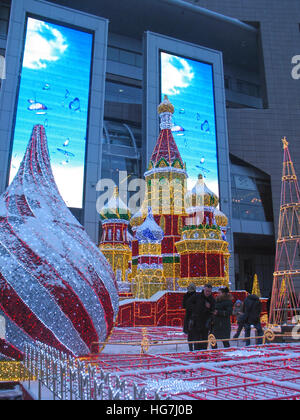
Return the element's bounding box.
[0,0,299,296]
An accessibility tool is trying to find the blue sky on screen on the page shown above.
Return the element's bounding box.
[161,52,219,196]
[9,17,93,208]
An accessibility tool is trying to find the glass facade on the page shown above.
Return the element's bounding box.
[236,79,261,98]
[102,72,142,189]
[105,80,142,106]
[107,46,142,68]
[0,2,10,38]
[231,155,273,223]
[0,1,10,91]
[231,155,275,294]
[101,120,141,187]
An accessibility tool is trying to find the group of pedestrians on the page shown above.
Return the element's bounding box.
[183,283,263,351]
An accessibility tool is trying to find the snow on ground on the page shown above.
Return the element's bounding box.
[101,326,261,355]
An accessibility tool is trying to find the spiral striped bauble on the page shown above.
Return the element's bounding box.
[0,125,119,359]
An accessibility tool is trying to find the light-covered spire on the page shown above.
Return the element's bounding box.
[158,95,175,130]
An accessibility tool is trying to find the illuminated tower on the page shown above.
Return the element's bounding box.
[270,137,300,325]
[129,96,230,293]
[132,208,166,299]
[143,96,188,288]
[99,187,132,283]
[176,175,230,288]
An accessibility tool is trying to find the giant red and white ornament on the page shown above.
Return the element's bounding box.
[0,125,119,359]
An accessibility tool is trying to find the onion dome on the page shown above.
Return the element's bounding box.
[186,174,219,210]
[100,187,131,222]
[135,207,164,243]
[130,200,148,229]
[214,207,228,228]
[157,95,175,115]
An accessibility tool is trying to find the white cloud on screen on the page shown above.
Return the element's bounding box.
[161,52,194,95]
[23,18,68,70]
[9,159,83,209]
[52,165,84,209]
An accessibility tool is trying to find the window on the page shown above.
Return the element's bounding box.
[129,125,142,149]
[105,80,142,105]
[104,121,135,147]
[107,46,142,68]
[0,3,10,37]
[101,120,142,190]
[236,79,261,98]
[224,75,232,90]
[230,155,274,223]
[102,75,142,193]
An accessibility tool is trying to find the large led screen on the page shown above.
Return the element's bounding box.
[9,17,93,208]
[160,51,219,196]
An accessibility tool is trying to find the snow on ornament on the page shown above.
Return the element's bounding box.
[0,125,119,359]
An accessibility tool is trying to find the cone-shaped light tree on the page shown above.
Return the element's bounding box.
[269,137,300,325]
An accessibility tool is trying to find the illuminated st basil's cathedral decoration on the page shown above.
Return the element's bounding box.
[99,96,230,298]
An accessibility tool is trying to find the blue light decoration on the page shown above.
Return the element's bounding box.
[9,17,93,209]
[160,51,219,197]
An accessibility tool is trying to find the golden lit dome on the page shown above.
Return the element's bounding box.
[157,95,175,115]
[130,201,148,228]
[186,174,219,209]
[214,208,228,227]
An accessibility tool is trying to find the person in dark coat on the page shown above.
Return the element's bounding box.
[191,284,215,351]
[182,283,197,351]
[183,284,215,351]
[211,287,233,349]
[243,294,264,346]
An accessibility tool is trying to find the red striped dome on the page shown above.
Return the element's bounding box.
[0,125,119,359]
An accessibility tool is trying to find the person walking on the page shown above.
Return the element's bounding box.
[182,283,198,351]
[233,300,246,341]
[191,284,215,351]
[211,287,233,349]
[243,293,264,346]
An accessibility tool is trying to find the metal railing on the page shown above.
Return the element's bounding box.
[91,327,287,354]
[4,326,298,400]
[22,342,168,401]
